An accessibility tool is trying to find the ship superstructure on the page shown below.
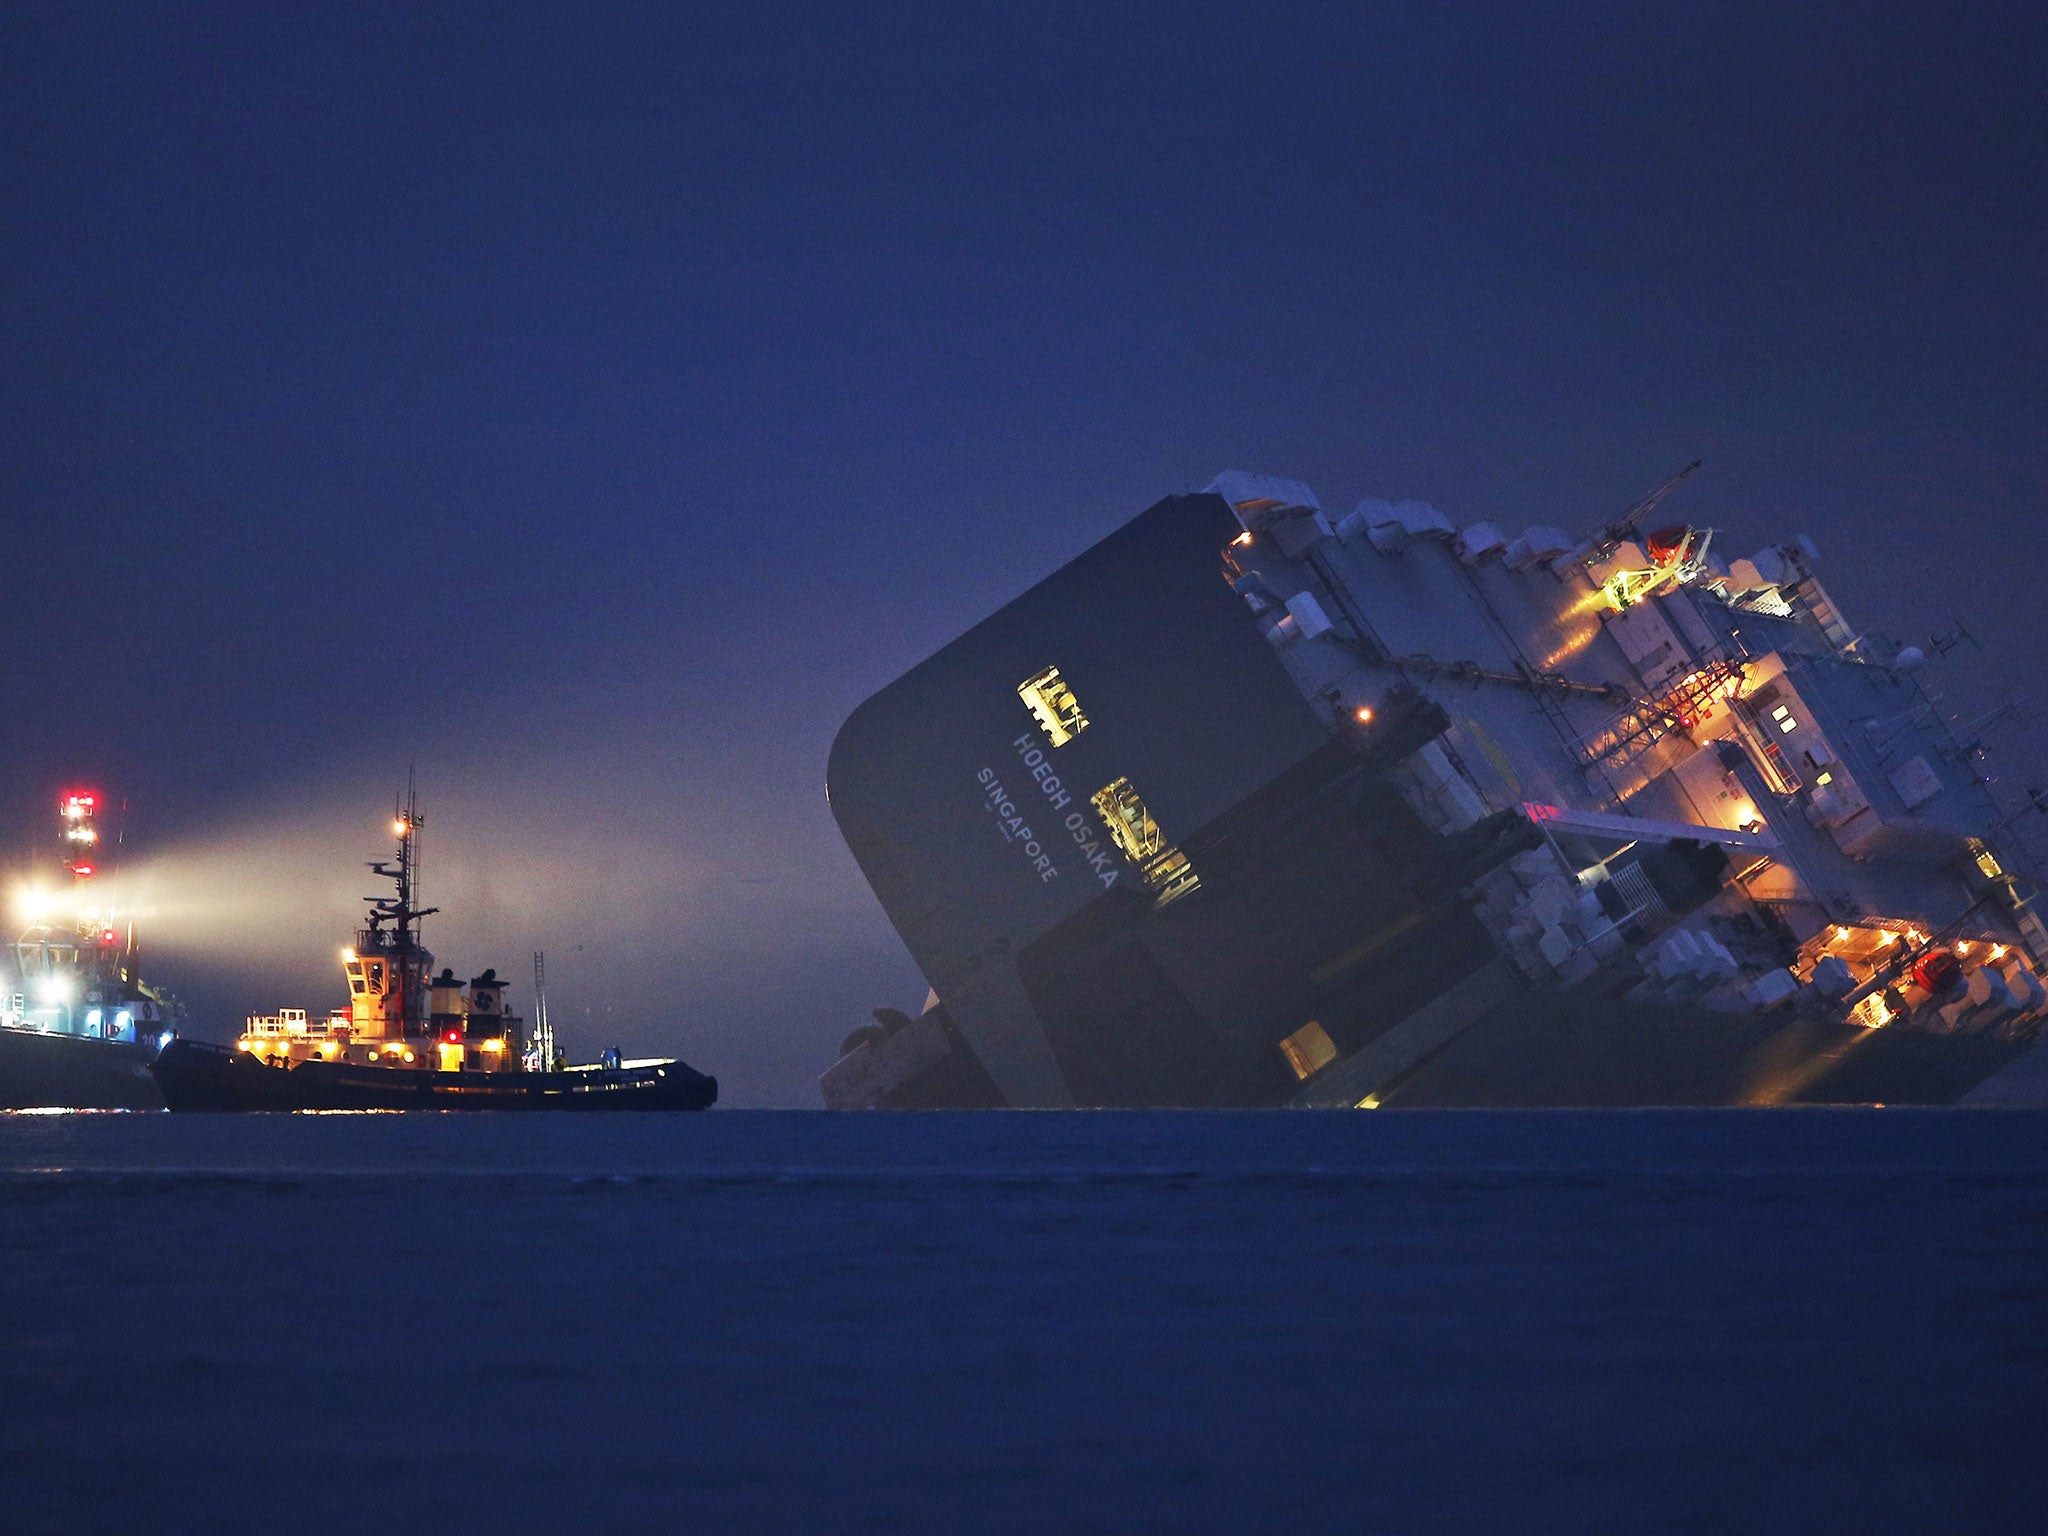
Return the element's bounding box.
[825,470,2048,1108]
[1,790,175,1109]
[233,787,534,1073]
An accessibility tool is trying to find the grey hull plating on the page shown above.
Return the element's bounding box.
[0,1026,165,1111]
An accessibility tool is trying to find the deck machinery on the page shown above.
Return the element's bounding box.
[825,471,2048,1108]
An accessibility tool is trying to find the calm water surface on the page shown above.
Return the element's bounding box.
[4,1109,2045,1534]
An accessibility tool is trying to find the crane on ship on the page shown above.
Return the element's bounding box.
[1574,459,1702,567]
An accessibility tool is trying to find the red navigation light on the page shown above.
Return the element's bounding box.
[444,1029,462,1043]
[71,861,96,878]
[101,929,118,945]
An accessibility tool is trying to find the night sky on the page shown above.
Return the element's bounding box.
[4,3,2042,1104]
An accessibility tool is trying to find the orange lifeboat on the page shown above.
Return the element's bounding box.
[1645,525,1693,566]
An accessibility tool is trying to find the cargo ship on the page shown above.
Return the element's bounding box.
[824,467,2048,1108]
[152,791,716,1111]
[1,791,174,1110]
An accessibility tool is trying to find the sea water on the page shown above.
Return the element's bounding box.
[4,1109,2045,1535]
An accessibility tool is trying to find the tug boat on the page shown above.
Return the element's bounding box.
[1,791,174,1110]
[151,791,715,1112]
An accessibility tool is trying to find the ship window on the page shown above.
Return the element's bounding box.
[1090,777,1202,907]
[1092,777,1164,866]
[1280,1020,1338,1080]
[1019,666,1089,747]
[1143,848,1202,907]
[1778,716,1798,734]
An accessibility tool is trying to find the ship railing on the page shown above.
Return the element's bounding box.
[245,1012,330,1037]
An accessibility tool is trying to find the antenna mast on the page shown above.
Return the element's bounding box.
[362,776,438,1036]
[531,950,557,1071]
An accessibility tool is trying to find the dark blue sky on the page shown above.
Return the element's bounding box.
[3,3,2042,1103]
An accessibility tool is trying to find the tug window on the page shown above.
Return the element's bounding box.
[1091,777,1202,907]
[1019,666,1090,747]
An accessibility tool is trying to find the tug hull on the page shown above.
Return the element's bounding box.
[0,1026,164,1111]
[152,1038,716,1112]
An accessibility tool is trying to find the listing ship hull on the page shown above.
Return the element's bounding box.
[824,475,2048,1109]
[153,1038,716,1112]
[0,1025,165,1111]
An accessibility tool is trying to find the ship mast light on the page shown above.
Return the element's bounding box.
[393,819,409,837]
